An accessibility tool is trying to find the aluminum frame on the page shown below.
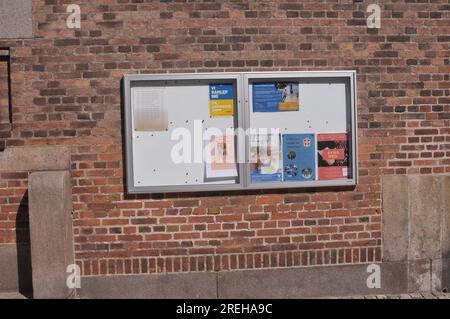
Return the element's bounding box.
[243,71,358,190]
[123,71,358,194]
[124,73,245,193]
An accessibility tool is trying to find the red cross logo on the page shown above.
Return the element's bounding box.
[303,138,311,147]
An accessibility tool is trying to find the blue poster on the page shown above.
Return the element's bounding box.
[253,82,299,112]
[209,84,234,116]
[282,134,316,181]
[250,134,282,183]
[209,84,234,100]
[251,172,282,183]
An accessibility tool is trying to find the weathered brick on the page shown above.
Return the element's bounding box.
[0,0,448,278]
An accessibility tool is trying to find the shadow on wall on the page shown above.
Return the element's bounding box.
[15,190,33,298]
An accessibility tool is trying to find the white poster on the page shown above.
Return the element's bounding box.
[250,133,282,182]
[132,87,168,131]
[204,133,238,179]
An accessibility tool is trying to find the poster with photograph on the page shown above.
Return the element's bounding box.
[282,134,316,181]
[205,133,238,179]
[317,133,349,180]
[250,133,282,183]
[209,84,234,117]
[253,82,299,112]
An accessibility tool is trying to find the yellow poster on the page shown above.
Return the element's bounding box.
[209,99,234,117]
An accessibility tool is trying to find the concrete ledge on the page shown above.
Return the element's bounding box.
[0,146,70,172]
[79,262,412,299]
[218,263,407,298]
[79,272,217,299]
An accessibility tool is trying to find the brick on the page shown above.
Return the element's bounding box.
[1,0,447,278]
[54,39,80,46]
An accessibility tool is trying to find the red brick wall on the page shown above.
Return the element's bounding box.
[0,171,28,244]
[0,0,449,275]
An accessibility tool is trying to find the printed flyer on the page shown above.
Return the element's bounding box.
[205,133,237,179]
[209,84,234,117]
[250,133,282,183]
[253,82,299,112]
[317,133,349,180]
[282,134,316,181]
[132,87,168,131]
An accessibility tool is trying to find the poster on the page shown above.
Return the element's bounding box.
[317,133,349,180]
[132,87,168,131]
[282,134,316,181]
[253,82,299,112]
[250,133,282,183]
[209,84,234,117]
[205,133,237,179]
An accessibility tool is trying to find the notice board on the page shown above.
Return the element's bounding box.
[123,71,357,193]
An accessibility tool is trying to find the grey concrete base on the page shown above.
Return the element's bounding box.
[0,244,20,292]
[80,272,217,299]
[79,262,412,299]
[0,292,27,299]
[218,263,407,298]
[408,176,442,261]
[0,146,72,297]
[382,175,450,293]
[28,170,74,299]
[382,176,409,262]
[0,244,31,293]
[443,258,450,292]
[407,259,431,293]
